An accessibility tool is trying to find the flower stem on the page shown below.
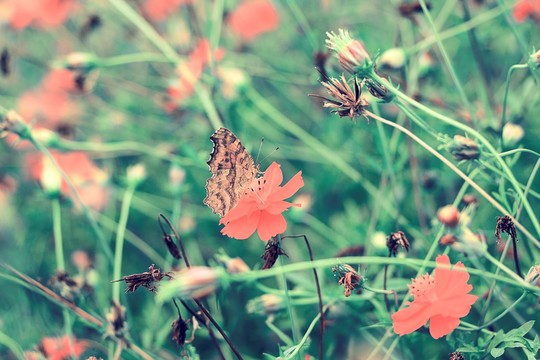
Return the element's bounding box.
[52,198,75,360]
[112,181,137,303]
[107,0,223,130]
[0,330,24,360]
[417,0,476,128]
[282,234,325,360]
[478,291,528,329]
[277,234,302,360]
[501,64,529,140]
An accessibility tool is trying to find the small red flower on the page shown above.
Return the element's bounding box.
[227,0,279,41]
[25,151,110,211]
[392,254,477,339]
[513,0,540,23]
[40,335,87,360]
[5,0,76,30]
[219,162,303,241]
[141,0,196,21]
[166,38,224,109]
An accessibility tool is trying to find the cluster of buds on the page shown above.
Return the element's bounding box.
[438,205,487,256]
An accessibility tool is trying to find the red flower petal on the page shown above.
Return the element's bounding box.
[269,171,304,201]
[256,212,287,241]
[264,200,300,214]
[221,210,261,239]
[228,0,280,41]
[429,314,460,339]
[391,302,432,336]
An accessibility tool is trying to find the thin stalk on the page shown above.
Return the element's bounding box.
[501,64,528,141]
[282,234,325,360]
[0,331,25,360]
[383,253,391,313]
[371,72,540,241]
[112,181,137,303]
[98,53,174,67]
[278,235,301,360]
[52,198,76,360]
[418,0,476,128]
[107,0,223,129]
[159,215,243,360]
[474,291,528,330]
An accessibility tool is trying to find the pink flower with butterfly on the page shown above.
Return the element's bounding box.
[219,161,304,241]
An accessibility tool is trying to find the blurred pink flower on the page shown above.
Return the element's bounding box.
[142,0,196,21]
[166,39,224,109]
[40,335,87,360]
[513,0,540,23]
[4,0,76,30]
[228,0,279,41]
[26,151,110,211]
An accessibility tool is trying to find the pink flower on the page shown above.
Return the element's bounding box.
[227,0,279,41]
[392,254,477,339]
[141,0,196,21]
[219,162,303,241]
[166,39,224,109]
[5,0,76,30]
[513,0,540,23]
[40,335,87,360]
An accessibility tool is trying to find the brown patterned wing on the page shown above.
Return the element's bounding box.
[204,128,258,217]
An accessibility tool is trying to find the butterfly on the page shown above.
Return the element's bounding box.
[203,128,259,217]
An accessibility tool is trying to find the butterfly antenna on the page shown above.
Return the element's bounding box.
[255,137,264,164]
[258,147,280,166]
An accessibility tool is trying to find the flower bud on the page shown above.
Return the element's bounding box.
[437,205,460,227]
[525,265,540,285]
[168,163,186,195]
[126,163,146,186]
[1,110,31,139]
[502,122,524,147]
[326,29,371,75]
[462,194,478,206]
[61,52,98,71]
[447,135,479,161]
[247,294,284,315]
[528,49,540,70]
[158,266,221,301]
[40,157,62,198]
[379,47,406,69]
[439,234,458,246]
[218,66,249,99]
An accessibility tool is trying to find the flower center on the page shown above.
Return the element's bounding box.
[409,274,437,303]
[243,177,267,204]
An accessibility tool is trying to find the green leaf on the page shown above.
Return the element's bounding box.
[506,320,535,337]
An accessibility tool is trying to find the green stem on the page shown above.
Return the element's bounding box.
[501,64,529,140]
[52,198,65,271]
[51,198,76,360]
[107,0,223,129]
[112,181,137,302]
[371,72,540,241]
[418,0,476,128]
[0,330,25,360]
[474,291,528,330]
[231,256,539,293]
[278,235,301,360]
[284,304,331,360]
[98,53,174,67]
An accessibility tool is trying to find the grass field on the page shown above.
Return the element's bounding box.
[0,0,539,359]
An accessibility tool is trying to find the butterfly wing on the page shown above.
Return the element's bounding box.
[204,128,257,217]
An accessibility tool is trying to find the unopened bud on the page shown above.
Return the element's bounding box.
[525,265,540,285]
[437,205,460,227]
[447,135,479,161]
[528,49,540,70]
[61,52,98,71]
[40,157,62,198]
[169,163,186,195]
[326,29,371,75]
[379,47,406,69]
[158,266,221,301]
[439,234,458,246]
[1,110,31,139]
[126,163,146,186]
[502,123,524,147]
[247,294,284,315]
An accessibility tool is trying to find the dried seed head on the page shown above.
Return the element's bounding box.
[261,237,288,270]
[449,352,465,360]
[447,135,479,161]
[111,264,173,294]
[163,234,181,259]
[105,300,127,340]
[365,78,394,102]
[310,75,370,122]
[171,316,189,346]
[332,264,363,297]
[437,205,461,228]
[495,215,518,244]
[386,231,410,256]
